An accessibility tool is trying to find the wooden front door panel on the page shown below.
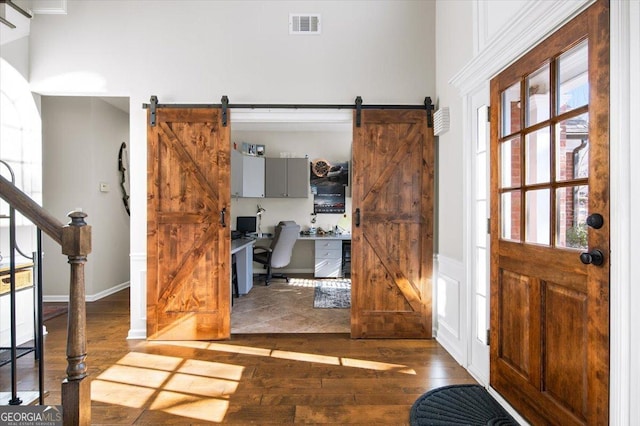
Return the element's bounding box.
[147,108,230,340]
[351,109,434,338]
[490,1,609,424]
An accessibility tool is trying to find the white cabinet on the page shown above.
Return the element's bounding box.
[314,240,342,278]
[231,150,265,198]
[265,157,308,198]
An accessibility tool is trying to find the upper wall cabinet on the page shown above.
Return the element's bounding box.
[265,157,309,198]
[231,150,265,198]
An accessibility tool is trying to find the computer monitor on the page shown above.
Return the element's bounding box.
[236,216,257,235]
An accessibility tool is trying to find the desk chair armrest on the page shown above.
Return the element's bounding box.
[253,246,272,255]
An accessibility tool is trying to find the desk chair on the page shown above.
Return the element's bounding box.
[253,221,300,285]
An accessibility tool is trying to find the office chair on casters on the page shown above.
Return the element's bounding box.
[253,221,300,286]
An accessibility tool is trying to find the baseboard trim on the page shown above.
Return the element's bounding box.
[436,333,465,366]
[127,328,147,340]
[43,281,130,303]
[487,386,531,425]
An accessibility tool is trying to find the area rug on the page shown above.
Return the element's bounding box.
[313,283,351,309]
[410,384,519,425]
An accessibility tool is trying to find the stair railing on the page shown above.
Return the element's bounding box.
[0,160,44,406]
[0,174,92,426]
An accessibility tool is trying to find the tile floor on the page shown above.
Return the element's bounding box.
[231,275,350,334]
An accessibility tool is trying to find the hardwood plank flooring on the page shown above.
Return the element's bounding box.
[1,286,477,424]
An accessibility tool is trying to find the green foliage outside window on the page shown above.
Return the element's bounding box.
[566,223,588,248]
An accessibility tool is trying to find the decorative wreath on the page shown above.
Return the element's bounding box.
[311,159,331,177]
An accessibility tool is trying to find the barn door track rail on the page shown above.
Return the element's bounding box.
[143,96,434,128]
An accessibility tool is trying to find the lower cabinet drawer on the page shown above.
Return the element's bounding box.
[315,258,342,278]
[315,240,342,251]
[315,248,341,260]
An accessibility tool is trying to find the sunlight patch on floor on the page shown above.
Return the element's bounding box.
[149,390,229,423]
[288,278,351,289]
[271,350,341,365]
[341,357,417,374]
[96,364,171,388]
[91,380,157,409]
[91,351,244,422]
[162,340,416,374]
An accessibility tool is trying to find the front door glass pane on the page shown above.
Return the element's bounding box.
[501,82,521,136]
[556,185,589,249]
[501,191,521,241]
[525,189,550,245]
[556,113,589,181]
[526,64,550,126]
[501,137,521,188]
[525,128,551,184]
[557,40,589,114]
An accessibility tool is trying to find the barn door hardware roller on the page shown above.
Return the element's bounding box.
[355,96,363,127]
[149,95,158,127]
[425,97,434,128]
[221,96,229,127]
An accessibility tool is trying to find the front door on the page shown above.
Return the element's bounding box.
[490,1,609,424]
[147,107,231,340]
[351,109,434,338]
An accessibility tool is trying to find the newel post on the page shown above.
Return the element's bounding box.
[61,211,91,426]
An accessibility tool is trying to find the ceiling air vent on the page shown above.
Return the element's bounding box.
[289,14,321,35]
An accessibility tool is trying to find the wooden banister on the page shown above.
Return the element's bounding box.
[0,176,91,425]
[0,175,63,244]
[61,211,92,426]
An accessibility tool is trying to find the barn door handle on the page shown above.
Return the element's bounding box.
[355,208,361,227]
[580,249,604,266]
[220,208,227,228]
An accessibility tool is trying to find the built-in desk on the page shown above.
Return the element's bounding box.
[298,234,351,278]
[238,233,352,284]
[231,238,255,295]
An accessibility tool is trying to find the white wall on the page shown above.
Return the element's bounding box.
[435,0,474,261]
[231,128,352,272]
[41,96,130,299]
[0,37,30,81]
[433,0,474,363]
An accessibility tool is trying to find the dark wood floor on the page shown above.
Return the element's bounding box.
[2,288,477,424]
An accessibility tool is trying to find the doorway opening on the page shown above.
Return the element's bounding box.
[229,109,353,333]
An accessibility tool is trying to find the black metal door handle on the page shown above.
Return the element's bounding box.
[220,208,227,228]
[355,208,361,227]
[580,249,604,266]
[586,213,604,229]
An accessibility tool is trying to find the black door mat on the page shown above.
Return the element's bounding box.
[410,384,520,425]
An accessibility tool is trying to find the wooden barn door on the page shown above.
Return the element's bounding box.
[351,109,434,338]
[147,107,231,340]
[489,1,609,424]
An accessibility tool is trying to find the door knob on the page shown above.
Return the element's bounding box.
[586,213,604,229]
[580,249,604,266]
